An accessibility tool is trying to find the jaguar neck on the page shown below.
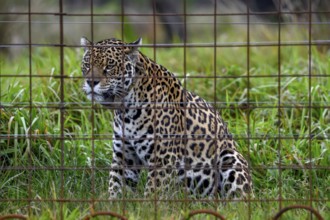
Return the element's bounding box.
[138,53,166,77]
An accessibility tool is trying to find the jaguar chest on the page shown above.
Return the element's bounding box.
[112,106,155,160]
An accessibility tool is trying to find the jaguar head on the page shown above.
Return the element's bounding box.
[80,37,142,107]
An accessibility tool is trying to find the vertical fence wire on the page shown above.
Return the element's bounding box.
[27,0,33,217]
[277,0,283,211]
[59,0,65,219]
[246,0,252,219]
[307,1,314,218]
[151,1,158,219]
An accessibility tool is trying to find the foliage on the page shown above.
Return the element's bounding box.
[1,24,329,219]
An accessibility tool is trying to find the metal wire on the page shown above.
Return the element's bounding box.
[0,0,328,219]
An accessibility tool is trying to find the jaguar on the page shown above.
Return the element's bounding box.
[80,37,253,199]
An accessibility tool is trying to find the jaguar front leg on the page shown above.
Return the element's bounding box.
[108,159,124,198]
[108,164,141,198]
[144,168,175,198]
[144,162,178,198]
[108,139,141,198]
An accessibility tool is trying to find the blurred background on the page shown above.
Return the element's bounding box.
[1,0,329,57]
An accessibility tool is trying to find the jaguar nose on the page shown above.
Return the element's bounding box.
[86,80,100,88]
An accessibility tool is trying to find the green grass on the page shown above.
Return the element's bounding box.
[1,24,329,220]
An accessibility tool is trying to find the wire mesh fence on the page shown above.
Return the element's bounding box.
[0,0,329,219]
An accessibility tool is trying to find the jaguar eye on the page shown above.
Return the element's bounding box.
[103,69,108,74]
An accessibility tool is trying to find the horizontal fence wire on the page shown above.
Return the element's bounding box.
[0,0,329,219]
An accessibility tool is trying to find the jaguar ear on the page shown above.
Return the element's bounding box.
[81,37,92,52]
[130,37,142,47]
[126,38,142,63]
